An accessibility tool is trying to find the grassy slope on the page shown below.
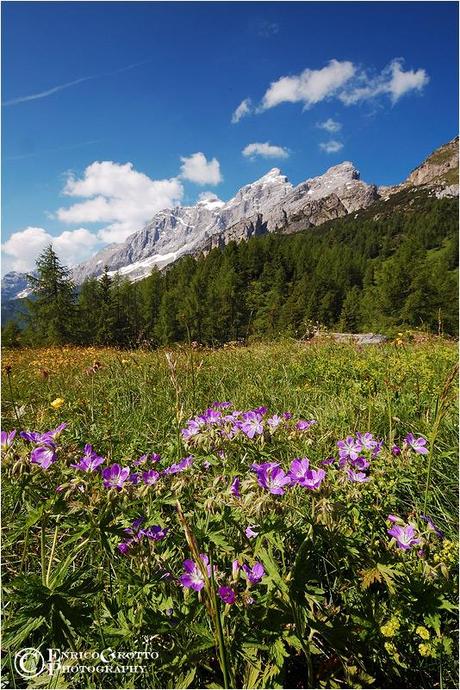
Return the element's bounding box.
[3,338,458,532]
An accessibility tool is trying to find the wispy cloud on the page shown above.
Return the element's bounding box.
[2,60,150,107]
[5,140,102,161]
[319,140,344,154]
[317,118,342,133]
[231,98,252,124]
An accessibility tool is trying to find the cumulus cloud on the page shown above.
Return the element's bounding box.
[317,118,342,133]
[261,59,355,110]
[319,140,344,154]
[56,161,184,243]
[1,226,100,274]
[242,142,289,160]
[340,58,429,105]
[247,58,428,115]
[231,98,252,123]
[180,152,222,185]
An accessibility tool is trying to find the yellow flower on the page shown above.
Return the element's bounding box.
[418,643,432,657]
[416,626,430,640]
[380,618,400,638]
[50,398,65,410]
[121,359,129,364]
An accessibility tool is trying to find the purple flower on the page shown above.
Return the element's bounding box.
[1,430,16,449]
[102,463,130,489]
[131,517,145,530]
[267,415,283,430]
[71,444,104,472]
[141,525,168,541]
[388,524,421,550]
[30,446,56,470]
[163,456,193,475]
[202,460,211,470]
[391,445,402,456]
[143,469,160,485]
[218,586,236,604]
[321,457,335,466]
[232,560,240,579]
[255,465,291,495]
[242,562,265,585]
[337,436,362,461]
[371,441,384,458]
[289,457,310,483]
[346,469,370,483]
[212,401,232,409]
[289,459,325,489]
[357,432,377,450]
[132,454,148,466]
[180,554,211,591]
[405,434,429,455]
[129,473,140,484]
[282,412,292,420]
[230,476,240,497]
[240,411,264,439]
[253,406,268,416]
[387,514,401,523]
[420,514,444,538]
[350,456,370,471]
[250,461,279,473]
[118,541,132,555]
[296,419,316,431]
[245,526,259,539]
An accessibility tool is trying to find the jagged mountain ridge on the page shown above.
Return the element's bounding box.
[70,161,379,284]
[2,137,458,299]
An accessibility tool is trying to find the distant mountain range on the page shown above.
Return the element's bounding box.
[2,137,458,303]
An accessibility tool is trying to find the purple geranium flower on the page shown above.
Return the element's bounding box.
[321,457,335,466]
[141,525,168,541]
[405,433,429,455]
[143,469,160,485]
[289,457,310,483]
[163,456,193,475]
[256,465,291,495]
[371,440,384,458]
[30,446,57,469]
[1,430,16,449]
[230,476,240,497]
[232,560,240,579]
[240,411,264,439]
[245,526,259,539]
[356,432,377,450]
[218,586,236,604]
[267,414,283,430]
[71,444,104,472]
[242,562,265,585]
[296,419,316,431]
[180,554,211,591]
[118,542,132,555]
[391,445,402,456]
[420,514,444,538]
[350,456,370,471]
[337,436,362,461]
[388,523,421,550]
[102,463,130,489]
[346,468,370,483]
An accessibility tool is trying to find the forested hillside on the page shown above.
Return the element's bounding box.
[3,190,458,348]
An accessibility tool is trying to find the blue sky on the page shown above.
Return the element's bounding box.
[2,1,458,273]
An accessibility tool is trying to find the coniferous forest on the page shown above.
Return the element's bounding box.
[2,191,458,348]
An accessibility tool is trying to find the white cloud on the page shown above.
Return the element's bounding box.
[242,142,289,160]
[319,140,344,154]
[261,59,355,110]
[1,226,100,274]
[340,59,429,105]
[180,152,222,185]
[386,59,429,102]
[56,161,184,243]
[231,98,252,123]
[317,118,342,133]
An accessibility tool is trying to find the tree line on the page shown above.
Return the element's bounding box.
[2,192,458,348]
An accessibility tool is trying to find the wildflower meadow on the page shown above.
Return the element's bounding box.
[1,338,458,689]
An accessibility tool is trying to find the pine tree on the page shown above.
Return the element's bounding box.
[26,245,76,345]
